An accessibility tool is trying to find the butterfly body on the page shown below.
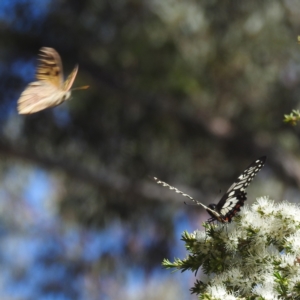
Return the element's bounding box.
[154,156,266,223]
[17,47,83,114]
[206,191,247,222]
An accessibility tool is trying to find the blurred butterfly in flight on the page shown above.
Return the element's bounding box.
[154,156,266,223]
[17,47,89,114]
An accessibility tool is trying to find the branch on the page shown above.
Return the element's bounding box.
[0,140,205,205]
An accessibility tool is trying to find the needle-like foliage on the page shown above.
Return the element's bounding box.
[283,110,300,126]
[163,197,300,299]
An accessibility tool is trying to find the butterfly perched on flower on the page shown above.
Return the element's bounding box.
[17,47,88,114]
[154,156,266,223]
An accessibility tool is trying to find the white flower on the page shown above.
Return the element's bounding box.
[194,230,206,241]
[240,210,264,230]
[228,268,243,282]
[252,283,279,300]
[288,273,300,290]
[252,196,273,212]
[207,284,237,300]
[279,253,296,268]
[266,218,286,238]
[211,273,228,286]
[238,206,251,221]
[253,196,275,215]
[260,270,276,284]
[285,232,300,255]
[245,244,277,270]
[277,201,300,223]
[225,229,241,252]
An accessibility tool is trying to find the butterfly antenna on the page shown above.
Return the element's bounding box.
[72,85,89,91]
[153,177,207,209]
[184,201,199,206]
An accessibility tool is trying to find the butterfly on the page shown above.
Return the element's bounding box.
[154,156,266,223]
[17,47,88,114]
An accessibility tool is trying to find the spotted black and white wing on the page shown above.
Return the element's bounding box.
[207,156,266,222]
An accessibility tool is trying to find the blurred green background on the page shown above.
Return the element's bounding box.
[0,0,300,299]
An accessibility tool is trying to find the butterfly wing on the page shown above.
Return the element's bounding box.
[212,156,266,222]
[63,65,78,91]
[36,47,63,88]
[17,81,68,114]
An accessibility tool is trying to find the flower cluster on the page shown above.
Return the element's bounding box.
[163,197,300,299]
